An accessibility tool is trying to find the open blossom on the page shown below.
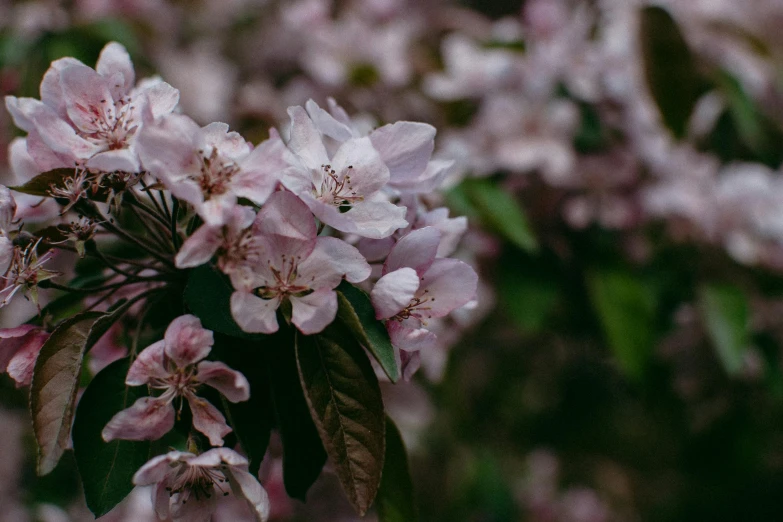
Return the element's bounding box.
[281,105,407,239]
[230,190,371,335]
[371,227,477,361]
[137,115,286,225]
[304,98,450,194]
[5,41,179,175]
[102,315,249,446]
[0,324,49,387]
[174,205,257,274]
[133,448,269,522]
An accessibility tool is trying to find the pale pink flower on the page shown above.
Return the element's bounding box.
[280,106,407,239]
[133,448,269,522]
[174,205,257,275]
[0,185,17,275]
[0,324,49,387]
[102,315,249,446]
[304,99,449,194]
[371,227,477,357]
[137,115,285,225]
[5,42,179,175]
[230,190,371,335]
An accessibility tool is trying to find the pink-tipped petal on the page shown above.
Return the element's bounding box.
[369,121,435,182]
[86,148,141,173]
[132,451,188,485]
[187,395,231,446]
[96,42,135,95]
[387,321,438,352]
[371,268,420,319]
[286,106,329,170]
[225,466,271,522]
[196,361,250,403]
[297,236,371,289]
[163,314,214,368]
[175,224,223,268]
[231,292,281,334]
[59,64,114,133]
[384,227,441,275]
[290,289,337,335]
[102,396,175,442]
[419,258,478,318]
[126,340,167,385]
[6,330,47,387]
[305,98,353,141]
[253,190,317,260]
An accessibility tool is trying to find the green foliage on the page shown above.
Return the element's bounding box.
[296,323,386,515]
[31,304,132,475]
[698,284,750,376]
[498,253,560,334]
[211,334,274,476]
[184,264,258,339]
[267,325,327,500]
[336,280,400,382]
[448,178,538,252]
[376,417,418,522]
[587,269,657,381]
[72,358,151,517]
[640,6,707,138]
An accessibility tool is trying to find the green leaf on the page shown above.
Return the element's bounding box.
[267,326,327,500]
[184,264,258,339]
[212,333,274,476]
[10,168,75,197]
[587,270,657,381]
[31,303,135,475]
[375,417,418,522]
[336,281,399,382]
[498,255,559,333]
[72,358,151,517]
[640,6,707,138]
[453,178,537,252]
[296,323,386,515]
[698,284,749,376]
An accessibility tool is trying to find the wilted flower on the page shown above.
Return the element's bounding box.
[0,239,59,308]
[102,314,250,446]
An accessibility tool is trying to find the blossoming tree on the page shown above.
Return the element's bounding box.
[0,42,477,520]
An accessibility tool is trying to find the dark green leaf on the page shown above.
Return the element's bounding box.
[454,178,537,252]
[32,302,136,475]
[184,264,258,339]
[267,326,327,500]
[698,284,749,376]
[212,333,274,476]
[336,281,399,382]
[73,358,150,517]
[640,6,707,138]
[587,270,657,381]
[498,256,559,333]
[375,417,418,522]
[296,323,386,515]
[10,168,74,197]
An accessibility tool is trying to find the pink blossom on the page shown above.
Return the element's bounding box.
[280,105,407,239]
[230,190,371,335]
[137,115,286,225]
[371,227,477,358]
[133,448,269,522]
[102,315,249,446]
[5,42,179,175]
[0,324,49,387]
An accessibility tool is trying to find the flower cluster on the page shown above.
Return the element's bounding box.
[0,41,478,520]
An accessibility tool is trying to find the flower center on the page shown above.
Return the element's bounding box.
[167,463,231,503]
[81,96,139,151]
[315,164,363,208]
[254,254,311,299]
[393,290,434,322]
[196,149,240,199]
